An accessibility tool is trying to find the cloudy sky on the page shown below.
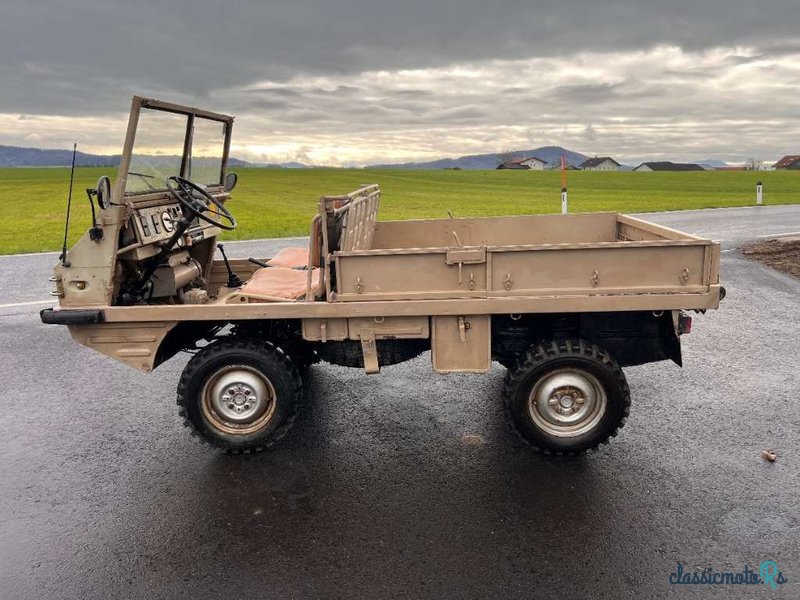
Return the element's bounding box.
[2,0,799,166]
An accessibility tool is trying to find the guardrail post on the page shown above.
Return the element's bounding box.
[756,180,763,206]
[561,187,568,214]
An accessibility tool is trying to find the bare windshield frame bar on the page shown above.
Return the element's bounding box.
[180,114,194,181]
[140,97,234,123]
[118,96,235,196]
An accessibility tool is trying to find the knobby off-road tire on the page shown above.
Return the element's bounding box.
[278,341,320,371]
[177,339,302,453]
[503,339,630,456]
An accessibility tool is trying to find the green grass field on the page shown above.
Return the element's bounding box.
[1,167,798,254]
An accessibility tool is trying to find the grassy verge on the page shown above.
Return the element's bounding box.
[0,167,797,254]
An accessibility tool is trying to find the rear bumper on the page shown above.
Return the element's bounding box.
[40,308,104,325]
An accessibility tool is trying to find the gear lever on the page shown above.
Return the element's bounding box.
[217,244,243,288]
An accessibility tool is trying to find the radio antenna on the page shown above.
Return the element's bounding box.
[59,143,78,266]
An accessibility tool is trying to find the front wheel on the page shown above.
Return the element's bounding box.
[503,339,630,455]
[177,339,302,453]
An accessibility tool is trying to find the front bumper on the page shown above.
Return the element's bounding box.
[40,308,104,325]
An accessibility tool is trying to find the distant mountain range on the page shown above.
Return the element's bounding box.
[0,143,591,170]
[369,146,590,170]
[0,145,120,167]
[1,143,737,170]
[0,144,260,168]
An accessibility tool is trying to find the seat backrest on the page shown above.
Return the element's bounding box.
[319,184,380,254]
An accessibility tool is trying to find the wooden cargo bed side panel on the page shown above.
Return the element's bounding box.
[372,213,618,249]
[335,251,487,301]
[704,242,722,285]
[616,222,665,241]
[489,244,710,296]
[616,214,705,242]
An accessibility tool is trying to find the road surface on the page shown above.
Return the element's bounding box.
[1,205,798,598]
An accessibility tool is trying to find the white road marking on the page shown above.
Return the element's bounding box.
[3,250,60,258]
[756,231,800,238]
[0,299,56,309]
[0,235,311,259]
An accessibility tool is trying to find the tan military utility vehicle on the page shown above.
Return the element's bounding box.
[41,97,724,455]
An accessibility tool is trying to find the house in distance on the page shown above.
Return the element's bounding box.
[633,161,705,172]
[579,157,621,172]
[497,156,547,170]
[773,155,800,170]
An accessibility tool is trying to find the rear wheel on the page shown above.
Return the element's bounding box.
[177,339,302,453]
[503,339,630,455]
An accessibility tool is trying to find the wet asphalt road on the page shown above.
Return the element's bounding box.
[1,206,799,599]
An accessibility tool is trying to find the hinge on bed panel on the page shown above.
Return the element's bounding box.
[680,268,690,285]
[504,273,513,291]
[591,270,600,287]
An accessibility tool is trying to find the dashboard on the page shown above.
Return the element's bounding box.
[118,190,229,263]
[133,203,183,244]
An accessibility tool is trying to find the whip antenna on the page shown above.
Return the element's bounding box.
[59,142,78,266]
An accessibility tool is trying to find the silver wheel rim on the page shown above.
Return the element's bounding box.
[528,368,607,438]
[201,365,276,435]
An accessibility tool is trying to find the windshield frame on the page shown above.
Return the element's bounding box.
[118,96,235,197]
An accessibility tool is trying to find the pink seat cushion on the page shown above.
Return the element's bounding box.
[239,267,320,300]
[266,247,309,269]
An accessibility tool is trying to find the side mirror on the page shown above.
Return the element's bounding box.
[224,172,238,192]
[96,176,112,209]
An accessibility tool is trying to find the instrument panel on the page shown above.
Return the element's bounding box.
[133,203,183,244]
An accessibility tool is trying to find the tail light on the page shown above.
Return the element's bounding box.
[678,312,692,335]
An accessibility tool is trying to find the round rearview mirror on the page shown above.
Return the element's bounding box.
[96,176,112,209]
[224,172,238,192]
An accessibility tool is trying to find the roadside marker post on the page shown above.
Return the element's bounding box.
[561,187,568,214]
[756,181,763,206]
[560,154,568,214]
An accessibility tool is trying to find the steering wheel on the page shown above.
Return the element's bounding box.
[165,175,237,231]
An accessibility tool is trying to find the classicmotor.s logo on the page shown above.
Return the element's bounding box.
[669,561,788,590]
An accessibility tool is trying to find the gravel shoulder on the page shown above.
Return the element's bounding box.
[742,237,800,278]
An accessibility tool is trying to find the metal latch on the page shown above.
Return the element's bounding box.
[445,247,486,265]
[457,316,471,343]
[446,247,486,287]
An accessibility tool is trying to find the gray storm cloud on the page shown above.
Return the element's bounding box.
[1,0,799,164]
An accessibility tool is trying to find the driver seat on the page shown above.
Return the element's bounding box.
[265,246,309,269]
[237,267,321,301]
[221,214,324,303]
